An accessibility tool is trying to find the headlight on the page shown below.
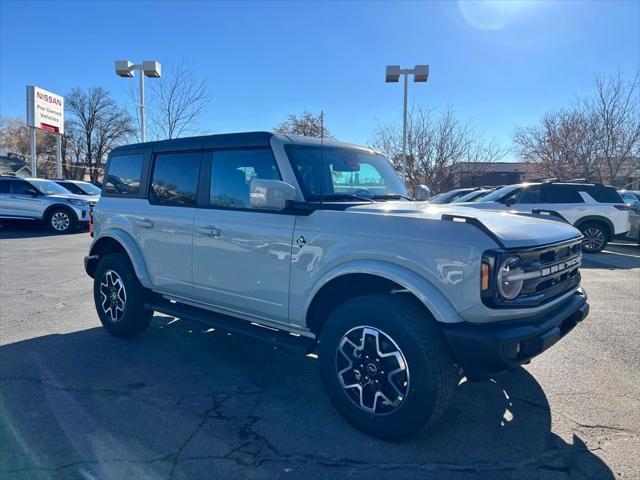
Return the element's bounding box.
[68,199,89,206]
[497,256,524,300]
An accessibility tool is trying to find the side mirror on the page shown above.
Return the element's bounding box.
[250,179,296,210]
[504,197,516,207]
[415,184,430,201]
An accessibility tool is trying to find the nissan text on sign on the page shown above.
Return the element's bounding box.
[27,85,64,134]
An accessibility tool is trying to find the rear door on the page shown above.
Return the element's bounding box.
[539,184,586,224]
[191,148,295,326]
[135,151,202,298]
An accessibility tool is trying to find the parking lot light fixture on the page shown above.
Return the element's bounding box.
[385,64,429,184]
[114,60,162,142]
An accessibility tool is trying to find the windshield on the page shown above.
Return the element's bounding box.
[29,179,72,195]
[452,190,488,203]
[478,184,521,202]
[77,182,101,195]
[285,145,408,200]
[430,189,469,204]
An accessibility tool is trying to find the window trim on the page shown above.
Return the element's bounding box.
[101,150,150,198]
[147,150,204,208]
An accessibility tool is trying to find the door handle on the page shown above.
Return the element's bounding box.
[135,218,154,228]
[196,225,221,237]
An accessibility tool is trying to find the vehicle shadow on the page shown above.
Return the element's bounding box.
[0,317,614,480]
[581,242,640,270]
[0,220,88,239]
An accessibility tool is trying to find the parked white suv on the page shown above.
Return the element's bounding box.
[0,176,95,233]
[462,182,630,253]
[85,133,589,439]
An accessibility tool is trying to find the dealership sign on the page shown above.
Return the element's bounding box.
[27,85,64,134]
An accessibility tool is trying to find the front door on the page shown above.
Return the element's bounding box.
[8,180,43,218]
[191,148,295,325]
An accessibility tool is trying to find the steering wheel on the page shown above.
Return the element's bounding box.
[353,188,373,198]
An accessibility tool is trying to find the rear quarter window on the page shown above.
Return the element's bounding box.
[0,180,9,193]
[104,154,144,195]
[583,186,623,203]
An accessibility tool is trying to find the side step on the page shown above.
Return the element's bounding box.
[144,299,317,354]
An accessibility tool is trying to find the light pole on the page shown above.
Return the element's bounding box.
[115,60,162,142]
[385,65,429,184]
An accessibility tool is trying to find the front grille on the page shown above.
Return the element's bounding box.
[519,240,582,298]
[483,239,583,308]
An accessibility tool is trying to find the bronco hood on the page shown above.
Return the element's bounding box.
[346,201,582,249]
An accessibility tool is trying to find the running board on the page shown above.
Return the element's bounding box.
[144,299,317,354]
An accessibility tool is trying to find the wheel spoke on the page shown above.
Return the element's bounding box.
[335,326,410,415]
[99,269,126,323]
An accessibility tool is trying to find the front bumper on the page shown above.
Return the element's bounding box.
[442,289,588,381]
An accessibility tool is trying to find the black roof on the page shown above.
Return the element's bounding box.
[111,131,274,155]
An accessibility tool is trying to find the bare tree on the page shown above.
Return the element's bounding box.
[0,116,57,176]
[371,106,504,193]
[129,63,212,141]
[514,72,640,186]
[274,111,331,138]
[65,87,135,182]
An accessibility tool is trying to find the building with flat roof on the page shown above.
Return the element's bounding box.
[453,162,538,188]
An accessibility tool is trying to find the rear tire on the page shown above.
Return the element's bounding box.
[579,221,608,253]
[94,253,152,337]
[47,207,77,234]
[318,294,458,440]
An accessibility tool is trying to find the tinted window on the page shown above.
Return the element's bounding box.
[210,149,280,209]
[150,153,201,206]
[11,181,39,195]
[516,185,541,204]
[104,154,144,195]
[58,181,84,195]
[543,185,584,203]
[584,186,623,203]
[0,180,9,194]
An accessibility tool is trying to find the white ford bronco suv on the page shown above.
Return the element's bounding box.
[85,132,589,439]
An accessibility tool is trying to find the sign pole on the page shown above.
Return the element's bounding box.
[30,126,37,178]
[56,133,62,178]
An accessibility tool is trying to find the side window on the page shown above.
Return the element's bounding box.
[60,182,82,195]
[0,181,9,194]
[544,185,584,203]
[210,149,280,209]
[11,181,37,195]
[104,154,144,195]
[516,185,541,204]
[585,186,623,203]
[149,153,201,206]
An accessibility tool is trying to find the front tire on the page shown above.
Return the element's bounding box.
[93,253,152,337]
[580,221,608,253]
[319,294,458,440]
[47,208,76,233]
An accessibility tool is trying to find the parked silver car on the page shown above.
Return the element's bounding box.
[85,132,588,439]
[0,176,95,233]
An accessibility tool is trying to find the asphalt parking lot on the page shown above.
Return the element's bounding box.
[1,223,638,480]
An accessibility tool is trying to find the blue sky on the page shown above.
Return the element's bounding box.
[1,1,638,160]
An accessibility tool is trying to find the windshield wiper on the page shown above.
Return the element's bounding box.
[372,194,414,201]
[307,194,375,203]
